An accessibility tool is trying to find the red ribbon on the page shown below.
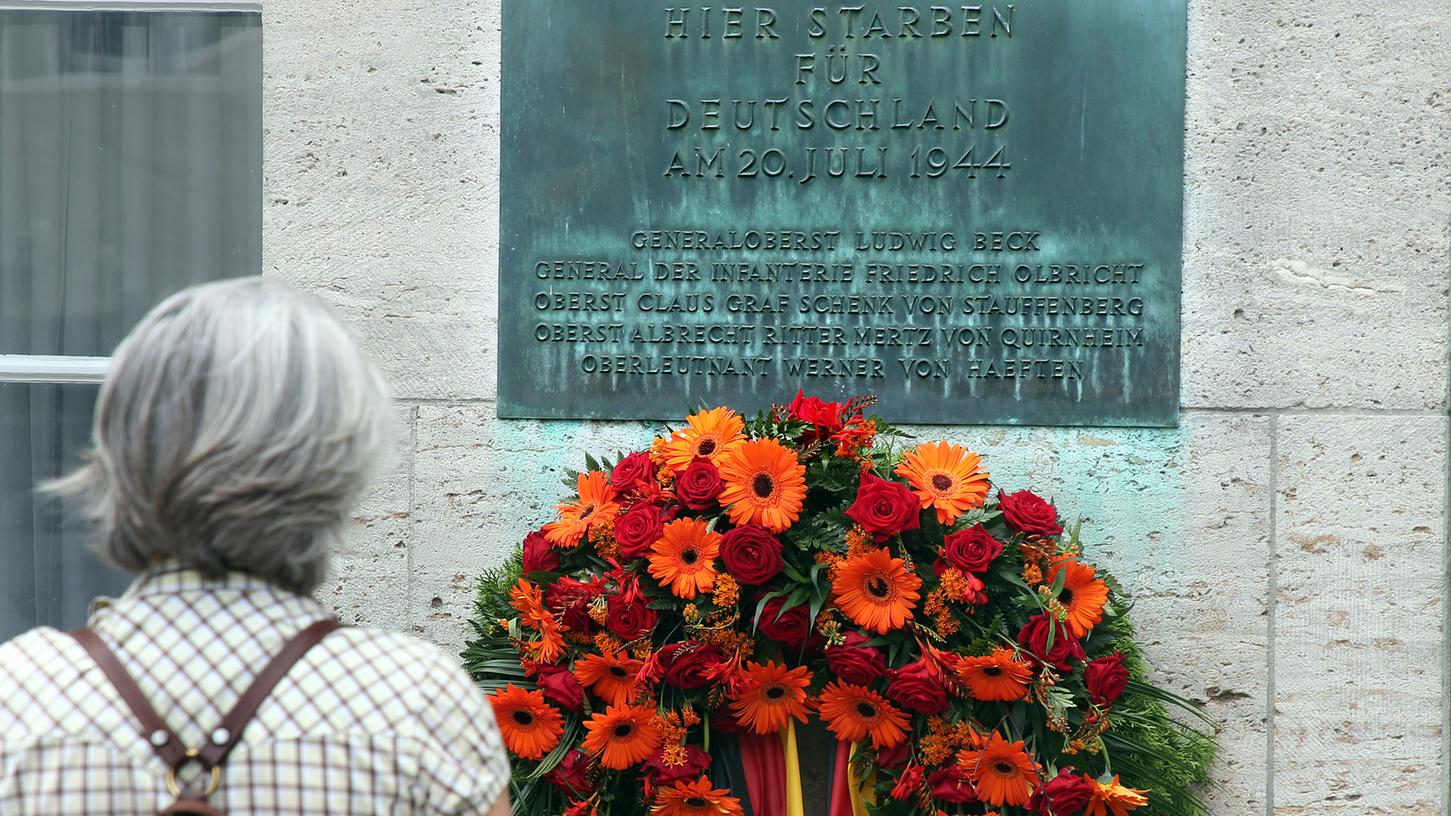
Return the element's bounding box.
[829,740,855,816]
[737,731,785,816]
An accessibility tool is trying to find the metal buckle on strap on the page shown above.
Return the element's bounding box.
[165,748,222,798]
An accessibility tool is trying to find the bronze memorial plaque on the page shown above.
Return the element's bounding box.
[499,1,1187,426]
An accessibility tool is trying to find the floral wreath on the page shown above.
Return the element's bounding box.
[465,394,1215,816]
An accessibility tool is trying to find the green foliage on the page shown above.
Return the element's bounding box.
[1077,600,1216,816]
[461,550,527,697]
[1104,698,1217,816]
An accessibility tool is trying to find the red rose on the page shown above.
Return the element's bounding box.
[1085,652,1130,707]
[825,631,887,685]
[758,595,812,648]
[942,525,1002,573]
[607,593,657,640]
[546,749,594,796]
[999,489,1064,536]
[1032,768,1094,815]
[643,744,710,784]
[659,642,724,689]
[675,458,724,510]
[719,524,784,584]
[845,472,922,539]
[927,762,978,804]
[522,527,560,573]
[788,390,846,435]
[875,739,911,771]
[885,660,950,715]
[615,503,666,561]
[1018,614,1085,671]
[611,451,656,491]
[547,577,603,634]
[535,664,584,712]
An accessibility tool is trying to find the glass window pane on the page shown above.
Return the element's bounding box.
[0,383,127,641]
[0,10,261,356]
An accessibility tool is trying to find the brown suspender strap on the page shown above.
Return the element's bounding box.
[71,627,188,769]
[70,618,344,774]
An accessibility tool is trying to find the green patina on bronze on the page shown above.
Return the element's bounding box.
[499,1,1187,426]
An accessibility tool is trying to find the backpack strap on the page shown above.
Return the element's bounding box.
[70,618,344,795]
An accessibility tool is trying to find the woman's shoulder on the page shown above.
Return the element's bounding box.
[0,628,93,739]
[317,626,486,708]
[0,626,85,679]
[303,626,503,754]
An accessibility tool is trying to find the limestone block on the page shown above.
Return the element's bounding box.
[1274,415,1445,815]
[1181,0,1450,410]
[323,404,415,631]
[263,0,503,401]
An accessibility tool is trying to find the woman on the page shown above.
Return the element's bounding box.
[0,278,511,815]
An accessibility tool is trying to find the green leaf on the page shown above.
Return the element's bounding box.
[781,562,810,584]
[1049,563,1068,596]
[752,588,790,633]
[809,561,828,585]
[785,586,810,607]
[807,586,829,635]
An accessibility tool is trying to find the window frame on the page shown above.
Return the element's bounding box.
[0,0,260,389]
[0,0,264,638]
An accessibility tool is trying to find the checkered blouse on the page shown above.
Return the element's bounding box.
[0,567,510,815]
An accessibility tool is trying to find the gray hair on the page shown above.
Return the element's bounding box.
[49,277,393,595]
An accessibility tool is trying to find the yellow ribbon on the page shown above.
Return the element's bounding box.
[783,720,804,816]
[848,741,877,816]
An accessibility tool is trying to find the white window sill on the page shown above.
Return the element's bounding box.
[0,355,109,384]
[0,2,260,11]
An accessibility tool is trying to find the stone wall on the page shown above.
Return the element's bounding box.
[262,1,1449,813]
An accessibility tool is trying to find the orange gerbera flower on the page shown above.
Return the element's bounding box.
[663,407,746,473]
[894,441,990,524]
[817,681,910,749]
[716,439,808,532]
[831,547,922,634]
[728,660,813,735]
[1048,557,1110,638]
[488,684,564,760]
[651,777,745,816]
[582,703,663,770]
[545,471,621,547]
[956,648,1032,701]
[575,651,644,707]
[1083,775,1149,816]
[648,518,720,599]
[957,733,1039,807]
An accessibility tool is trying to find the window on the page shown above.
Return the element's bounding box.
[0,2,261,640]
